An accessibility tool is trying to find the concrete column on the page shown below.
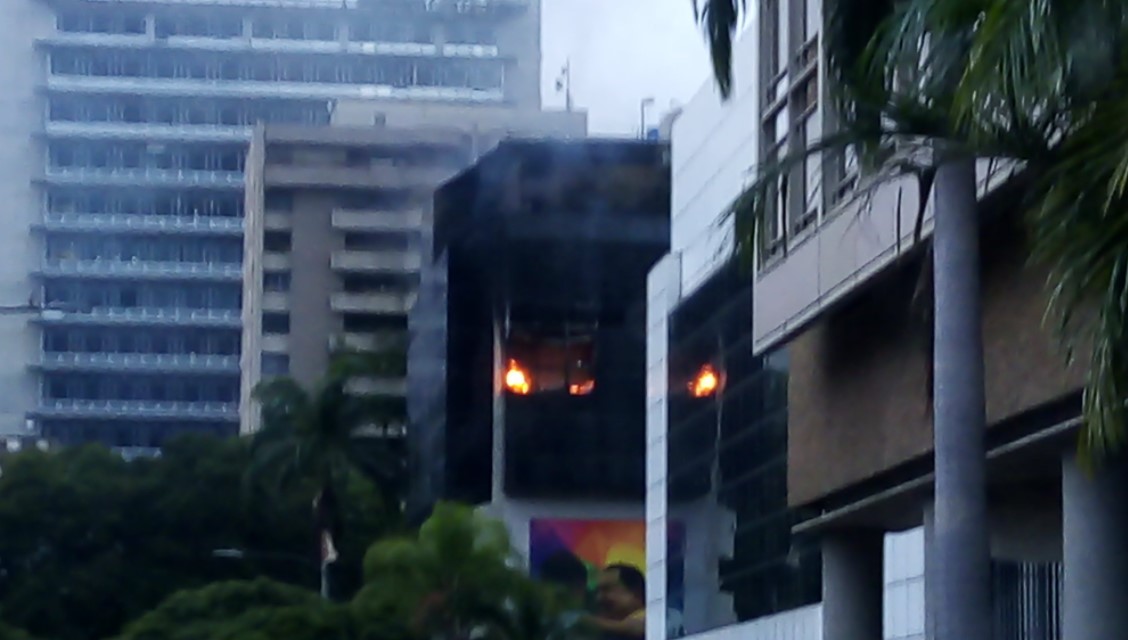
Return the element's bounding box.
[1062,456,1128,640]
[822,530,884,640]
[923,503,937,640]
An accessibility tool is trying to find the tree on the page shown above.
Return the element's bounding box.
[353,503,571,640]
[0,436,387,640]
[112,578,367,640]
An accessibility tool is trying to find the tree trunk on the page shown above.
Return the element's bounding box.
[931,158,991,640]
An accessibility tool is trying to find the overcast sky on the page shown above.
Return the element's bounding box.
[541,0,713,135]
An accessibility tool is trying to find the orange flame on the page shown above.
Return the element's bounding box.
[568,379,595,396]
[689,365,719,398]
[505,360,531,395]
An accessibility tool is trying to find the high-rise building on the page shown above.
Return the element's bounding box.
[239,104,586,435]
[0,0,542,450]
[408,138,670,556]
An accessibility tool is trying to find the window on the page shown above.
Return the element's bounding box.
[263,232,291,253]
[264,272,290,292]
[261,353,290,376]
[262,313,290,334]
[504,325,596,396]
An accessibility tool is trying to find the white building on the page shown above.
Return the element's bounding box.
[643,14,931,640]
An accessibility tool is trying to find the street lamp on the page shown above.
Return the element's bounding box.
[211,548,330,600]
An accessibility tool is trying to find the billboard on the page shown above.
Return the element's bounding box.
[528,519,685,637]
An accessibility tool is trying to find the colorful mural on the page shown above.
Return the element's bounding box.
[529,519,686,637]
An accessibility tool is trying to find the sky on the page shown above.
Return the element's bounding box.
[540,0,714,135]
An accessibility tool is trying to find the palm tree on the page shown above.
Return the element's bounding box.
[696,0,1128,636]
[354,503,571,640]
[247,347,408,574]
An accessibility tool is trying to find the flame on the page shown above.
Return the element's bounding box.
[568,379,595,396]
[689,365,719,398]
[505,360,531,395]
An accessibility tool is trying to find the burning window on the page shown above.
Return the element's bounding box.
[504,326,596,396]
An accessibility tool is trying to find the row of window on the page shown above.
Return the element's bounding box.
[57,11,500,46]
[44,282,242,311]
[43,327,241,357]
[48,96,329,127]
[48,142,245,174]
[49,50,505,91]
[44,236,243,264]
[48,188,243,218]
[44,373,238,403]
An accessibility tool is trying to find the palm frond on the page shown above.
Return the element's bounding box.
[1025,85,1128,462]
[692,0,744,99]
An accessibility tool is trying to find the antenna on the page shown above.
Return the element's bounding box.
[554,59,573,112]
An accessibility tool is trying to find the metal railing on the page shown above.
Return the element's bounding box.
[44,120,252,142]
[42,307,242,326]
[330,250,421,273]
[43,166,244,187]
[329,292,415,314]
[993,560,1063,640]
[41,213,244,234]
[35,398,238,419]
[40,259,243,280]
[39,352,240,372]
[46,75,505,104]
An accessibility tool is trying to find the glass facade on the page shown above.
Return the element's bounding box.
[665,262,820,635]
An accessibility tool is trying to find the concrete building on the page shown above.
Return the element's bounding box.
[2,0,542,448]
[644,6,1069,640]
[408,138,670,568]
[240,105,586,434]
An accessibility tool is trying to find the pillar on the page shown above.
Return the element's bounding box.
[1062,456,1128,640]
[822,529,884,640]
[923,503,936,640]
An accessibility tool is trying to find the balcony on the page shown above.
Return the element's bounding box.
[261,292,289,312]
[331,209,422,233]
[440,43,500,58]
[330,250,420,274]
[264,163,455,190]
[261,333,288,353]
[329,292,415,315]
[347,377,407,396]
[332,332,402,352]
[262,253,290,271]
[264,212,292,231]
[35,307,241,328]
[44,120,252,143]
[37,213,244,236]
[38,259,243,282]
[46,74,504,104]
[37,352,240,374]
[41,166,244,189]
[31,399,238,421]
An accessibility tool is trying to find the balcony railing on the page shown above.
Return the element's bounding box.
[46,74,504,104]
[261,292,289,312]
[37,307,241,328]
[42,166,244,188]
[261,333,289,353]
[44,120,252,143]
[331,208,422,233]
[38,352,240,373]
[329,291,415,315]
[39,259,243,281]
[39,213,244,235]
[330,251,420,273]
[262,253,290,271]
[263,212,292,231]
[33,398,238,420]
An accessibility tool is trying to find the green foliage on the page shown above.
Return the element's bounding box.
[248,347,407,520]
[354,503,570,640]
[114,579,325,640]
[0,436,388,640]
[694,0,1128,460]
